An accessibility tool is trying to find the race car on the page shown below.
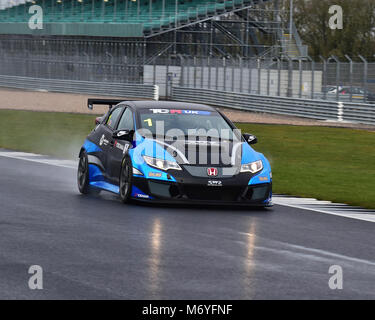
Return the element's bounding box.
[77,99,272,207]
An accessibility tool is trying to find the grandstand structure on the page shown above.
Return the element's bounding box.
[0,0,307,84]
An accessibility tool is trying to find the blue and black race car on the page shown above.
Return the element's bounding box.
[78,99,272,207]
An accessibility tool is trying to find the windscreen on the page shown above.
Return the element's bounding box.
[138,108,236,140]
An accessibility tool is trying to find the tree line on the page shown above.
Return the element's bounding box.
[291,0,375,61]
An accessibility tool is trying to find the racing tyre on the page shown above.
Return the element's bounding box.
[77,151,100,195]
[119,156,133,203]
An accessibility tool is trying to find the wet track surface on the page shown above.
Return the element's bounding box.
[0,156,375,299]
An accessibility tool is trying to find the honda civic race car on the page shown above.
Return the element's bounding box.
[77,99,272,207]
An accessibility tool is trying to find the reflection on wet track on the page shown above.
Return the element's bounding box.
[0,155,375,299]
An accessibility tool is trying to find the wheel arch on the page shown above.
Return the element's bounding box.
[79,147,86,158]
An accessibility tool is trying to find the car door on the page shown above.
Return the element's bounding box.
[100,106,125,180]
[107,107,135,184]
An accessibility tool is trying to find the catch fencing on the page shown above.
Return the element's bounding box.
[0,36,375,123]
[0,75,159,100]
[171,86,375,126]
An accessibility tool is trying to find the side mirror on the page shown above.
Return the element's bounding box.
[95,117,102,125]
[243,133,258,145]
[113,129,134,142]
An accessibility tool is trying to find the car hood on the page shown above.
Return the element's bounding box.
[136,135,262,167]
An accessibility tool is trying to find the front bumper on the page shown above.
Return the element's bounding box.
[131,176,272,207]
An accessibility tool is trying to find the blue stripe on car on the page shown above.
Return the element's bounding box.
[83,140,102,153]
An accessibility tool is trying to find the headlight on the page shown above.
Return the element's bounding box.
[143,155,182,171]
[240,160,263,173]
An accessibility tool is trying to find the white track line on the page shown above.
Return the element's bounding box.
[1,150,375,223]
[273,196,375,223]
[0,151,77,169]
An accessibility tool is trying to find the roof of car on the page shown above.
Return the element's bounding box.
[125,100,216,111]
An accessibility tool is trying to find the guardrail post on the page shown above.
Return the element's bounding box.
[154,85,159,101]
[337,102,344,122]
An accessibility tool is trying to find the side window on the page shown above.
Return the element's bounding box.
[117,108,134,131]
[106,107,123,129]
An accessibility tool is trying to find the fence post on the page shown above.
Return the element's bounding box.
[239,57,243,93]
[287,56,293,97]
[358,55,368,103]
[223,57,227,91]
[193,56,197,88]
[208,56,211,90]
[248,59,252,94]
[187,57,191,87]
[215,58,219,90]
[165,56,170,98]
[83,51,89,81]
[329,55,340,101]
[266,59,271,96]
[277,58,281,96]
[298,58,302,98]
[257,58,261,95]
[231,59,235,92]
[320,55,327,100]
[344,55,353,102]
[201,57,204,89]
[307,55,314,100]
[153,56,156,85]
[179,55,184,86]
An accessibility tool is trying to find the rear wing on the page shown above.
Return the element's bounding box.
[87,99,125,110]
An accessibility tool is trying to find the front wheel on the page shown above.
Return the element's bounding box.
[77,151,100,195]
[119,156,133,203]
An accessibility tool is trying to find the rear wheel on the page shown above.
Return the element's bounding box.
[77,151,100,195]
[119,157,133,203]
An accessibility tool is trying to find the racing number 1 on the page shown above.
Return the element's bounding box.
[144,118,153,127]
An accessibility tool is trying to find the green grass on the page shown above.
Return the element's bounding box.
[237,123,375,209]
[0,110,96,159]
[1,110,374,209]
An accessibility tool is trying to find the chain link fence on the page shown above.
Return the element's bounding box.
[144,55,375,102]
[0,37,145,83]
[0,37,374,103]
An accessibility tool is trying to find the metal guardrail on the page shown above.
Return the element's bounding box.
[343,102,375,125]
[0,75,159,100]
[171,86,375,125]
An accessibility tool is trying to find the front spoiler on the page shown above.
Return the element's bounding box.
[131,176,272,207]
[131,197,273,207]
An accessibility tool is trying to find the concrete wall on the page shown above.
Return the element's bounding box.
[144,64,323,98]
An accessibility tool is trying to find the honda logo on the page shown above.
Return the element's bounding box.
[207,168,218,177]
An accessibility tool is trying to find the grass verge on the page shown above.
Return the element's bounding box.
[237,123,375,209]
[1,110,374,209]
